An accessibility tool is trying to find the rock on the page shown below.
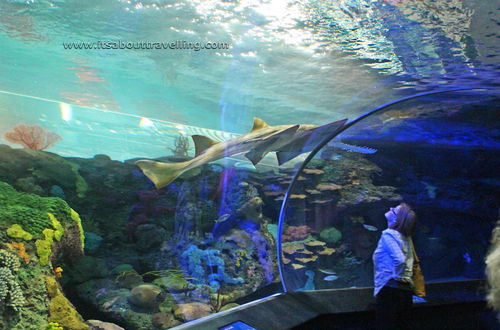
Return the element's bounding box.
[70,256,109,283]
[74,279,116,307]
[87,319,124,330]
[237,197,264,223]
[134,224,167,252]
[128,284,164,309]
[84,232,103,254]
[50,185,66,199]
[110,264,134,276]
[153,275,190,292]
[152,312,180,329]
[173,302,212,322]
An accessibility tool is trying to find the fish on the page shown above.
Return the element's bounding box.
[214,214,231,223]
[323,275,339,281]
[363,224,378,231]
[136,117,347,188]
[317,268,337,275]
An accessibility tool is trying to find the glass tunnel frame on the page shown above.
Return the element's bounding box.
[275,87,499,293]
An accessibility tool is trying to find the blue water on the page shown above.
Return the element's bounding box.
[0,0,498,161]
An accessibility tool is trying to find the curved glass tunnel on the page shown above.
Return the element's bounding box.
[0,86,498,329]
[278,88,499,293]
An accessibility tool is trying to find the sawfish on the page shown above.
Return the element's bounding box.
[135,117,347,189]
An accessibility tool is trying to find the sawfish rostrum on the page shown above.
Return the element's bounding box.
[135,117,347,188]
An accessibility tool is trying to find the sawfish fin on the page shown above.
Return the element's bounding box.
[276,151,303,165]
[192,135,219,157]
[277,118,348,156]
[251,117,270,132]
[245,151,269,165]
[246,124,300,165]
[135,159,188,189]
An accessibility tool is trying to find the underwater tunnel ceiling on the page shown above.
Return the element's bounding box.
[0,2,498,329]
[0,0,498,159]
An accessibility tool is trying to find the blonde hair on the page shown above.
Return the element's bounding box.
[486,220,500,319]
[390,203,417,237]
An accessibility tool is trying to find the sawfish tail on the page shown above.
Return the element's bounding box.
[135,159,188,189]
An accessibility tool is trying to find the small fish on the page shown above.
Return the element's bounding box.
[463,252,471,264]
[363,224,378,231]
[318,268,337,275]
[323,275,339,281]
[214,214,231,223]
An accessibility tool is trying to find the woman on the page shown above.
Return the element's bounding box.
[373,203,417,330]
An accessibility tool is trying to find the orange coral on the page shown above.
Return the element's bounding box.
[4,124,61,150]
[6,242,30,263]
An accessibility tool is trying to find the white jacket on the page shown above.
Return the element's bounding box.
[373,229,414,296]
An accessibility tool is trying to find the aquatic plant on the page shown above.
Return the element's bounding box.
[207,288,228,313]
[142,268,186,279]
[114,269,143,289]
[6,242,30,264]
[168,134,190,158]
[4,124,61,151]
[148,269,196,295]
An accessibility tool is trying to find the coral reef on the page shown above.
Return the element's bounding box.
[179,244,243,290]
[320,226,342,244]
[6,223,33,240]
[0,250,26,310]
[0,182,88,329]
[0,145,88,199]
[4,124,61,151]
[282,225,315,242]
[46,276,91,329]
[6,242,30,263]
[0,131,495,328]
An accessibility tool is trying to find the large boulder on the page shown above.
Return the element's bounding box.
[128,284,164,310]
[173,302,212,322]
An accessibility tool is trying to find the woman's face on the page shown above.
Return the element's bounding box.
[385,204,402,227]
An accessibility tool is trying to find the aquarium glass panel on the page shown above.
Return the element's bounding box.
[0,0,498,329]
[279,89,499,292]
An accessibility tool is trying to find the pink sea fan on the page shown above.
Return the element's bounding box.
[4,124,61,150]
